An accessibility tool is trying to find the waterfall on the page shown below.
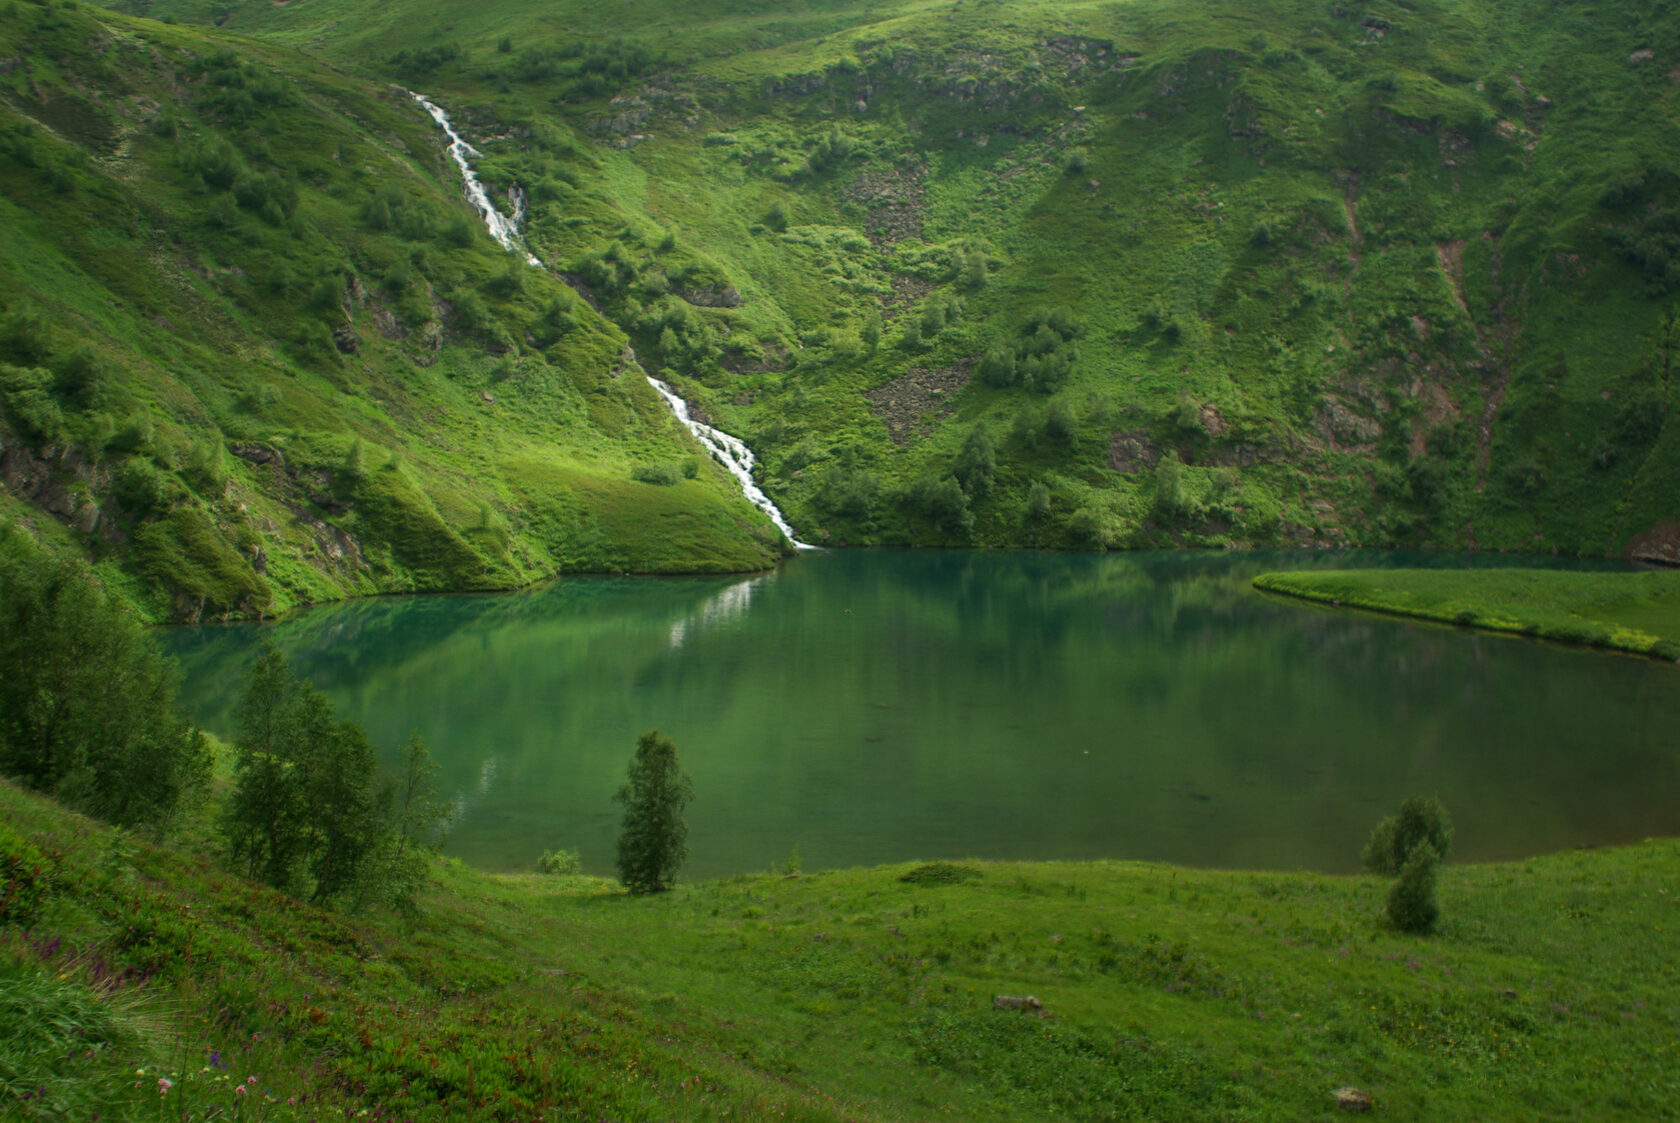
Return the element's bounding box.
[411,92,812,550]
[410,92,541,265]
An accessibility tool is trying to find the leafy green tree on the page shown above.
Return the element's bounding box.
[224,643,312,891]
[224,643,389,903]
[1386,841,1442,933]
[360,731,453,914]
[0,525,208,829]
[861,315,882,354]
[909,473,974,536]
[954,426,996,501]
[614,730,694,894]
[978,347,1017,388]
[1361,795,1453,876]
[1026,481,1052,522]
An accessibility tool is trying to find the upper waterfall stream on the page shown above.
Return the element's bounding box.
[410,92,812,549]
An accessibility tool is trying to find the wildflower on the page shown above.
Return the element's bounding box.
[158,1078,173,1096]
[210,1050,223,1068]
[247,1075,259,1085]
[235,1086,247,1097]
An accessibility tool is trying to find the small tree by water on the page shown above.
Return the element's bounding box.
[1363,796,1452,933]
[614,730,693,894]
[1362,795,1453,876]
[1386,841,1442,934]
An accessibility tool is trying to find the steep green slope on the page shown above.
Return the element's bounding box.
[0,0,785,622]
[98,0,1680,559]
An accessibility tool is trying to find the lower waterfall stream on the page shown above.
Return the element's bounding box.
[410,92,812,549]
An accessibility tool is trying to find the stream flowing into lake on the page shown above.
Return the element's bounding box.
[410,92,811,547]
[164,550,1680,878]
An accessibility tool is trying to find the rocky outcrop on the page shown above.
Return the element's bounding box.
[1627,523,1680,566]
[0,433,116,542]
[677,285,742,308]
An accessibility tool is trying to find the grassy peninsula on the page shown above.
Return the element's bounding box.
[1254,567,1680,661]
[4,775,1678,1121]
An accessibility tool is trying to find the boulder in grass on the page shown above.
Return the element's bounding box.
[992,995,1047,1016]
[1332,1087,1372,1112]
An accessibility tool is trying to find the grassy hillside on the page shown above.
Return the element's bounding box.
[73,0,1680,565]
[7,0,1680,610]
[1254,565,1680,660]
[0,0,785,622]
[4,775,1679,1120]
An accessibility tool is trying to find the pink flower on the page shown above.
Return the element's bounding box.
[158,1078,173,1096]
[247,1075,258,1085]
[235,1086,247,1097]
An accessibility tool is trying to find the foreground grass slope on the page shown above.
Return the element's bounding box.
[4,776,1678,1120]
[93,0,1680,560]
[1254,566,1680,660]
[0,0,784,622]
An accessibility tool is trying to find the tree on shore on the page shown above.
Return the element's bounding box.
[0,524,208,829]
[613,730,693,894]
[224,644,448,909]
[1362,795,1452,933]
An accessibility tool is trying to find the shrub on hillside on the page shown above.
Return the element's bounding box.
[631,462,680,486]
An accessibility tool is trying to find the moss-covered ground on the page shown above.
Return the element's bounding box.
[4,770,1678,1121]
[1254,567,1680,661]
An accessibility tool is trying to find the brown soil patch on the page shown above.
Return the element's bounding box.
[865,362,971,445]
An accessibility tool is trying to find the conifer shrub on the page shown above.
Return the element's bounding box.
[613,731,693,894]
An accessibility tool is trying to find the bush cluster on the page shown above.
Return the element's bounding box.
[977,307,1082,394]
[1363,796,1452,933]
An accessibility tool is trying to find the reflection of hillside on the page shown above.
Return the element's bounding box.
[162,551,1680,877]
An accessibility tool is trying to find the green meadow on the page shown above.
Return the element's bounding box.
[4,772,1678,1121]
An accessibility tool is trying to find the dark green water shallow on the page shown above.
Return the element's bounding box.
[162,550,1680,878]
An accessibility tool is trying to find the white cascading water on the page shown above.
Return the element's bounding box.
[410,91,542,265]
[411,92,812,549]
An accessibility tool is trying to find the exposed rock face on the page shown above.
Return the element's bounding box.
[0,435,115,542]
[1108,429,1164,475]
[1627,523,1680,566]
[1313,396,1382,451]
[865,363,971,445]
[678,285,742,308]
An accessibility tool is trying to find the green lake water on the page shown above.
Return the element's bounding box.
[162,550,1680,878]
